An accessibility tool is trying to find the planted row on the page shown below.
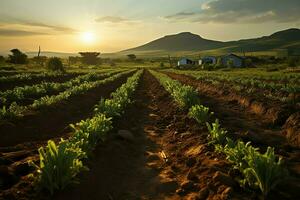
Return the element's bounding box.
[0,72,80,83]
[0,70,134,120]
[0,69,122,106]
[30,70,143,194]
[151,70,288,198]
[163,69,299,103]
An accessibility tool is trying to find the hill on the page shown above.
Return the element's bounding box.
[122,28,300,56]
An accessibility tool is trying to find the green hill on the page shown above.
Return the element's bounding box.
[121,28,300,56]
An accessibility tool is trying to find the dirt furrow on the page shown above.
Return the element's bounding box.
[0,72,133,147]
[164,71,300,185]
[51,71,250,200]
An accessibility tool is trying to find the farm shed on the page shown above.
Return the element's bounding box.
[201,56,217,65]
[221,53,244,67]
[177,58,195,66]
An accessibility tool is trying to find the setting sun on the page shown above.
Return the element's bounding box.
[81,32,95,44]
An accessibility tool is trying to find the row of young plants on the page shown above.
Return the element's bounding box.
[0,70,134,121]
[163,69,299,103]
[150,70,288,198]
[29,70,143,194]
[0,71,81,83]
[0,69,124,106]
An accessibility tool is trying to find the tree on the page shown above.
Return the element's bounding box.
[79,52,100,65]
[47,57,65,72]
[8,49,28,64]
[127,54,136,61]
[0,56,5,63]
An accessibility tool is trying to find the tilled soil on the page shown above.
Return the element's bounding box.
[163,71,300,197]
[0,73,133,198]
[0,70,299,200]
[0,73,82,91]
[51,71,249,200]
[0,72,133,147]
[0,72,118,108]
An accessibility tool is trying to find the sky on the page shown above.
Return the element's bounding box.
[0,0,299,53]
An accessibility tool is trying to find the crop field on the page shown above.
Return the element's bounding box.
[0,68,299,200]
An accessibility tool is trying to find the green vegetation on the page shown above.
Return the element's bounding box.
[163,69,300,103]
[8,49,28,64]
[0,70,133,120]
[188,104,214,124]
[206,119,227,146]
[0,69,122,106]
[31,140,87,194]
[150,70,199,108]
[152,70,288,198]
[31,70,143,194]
[46,57,65,72]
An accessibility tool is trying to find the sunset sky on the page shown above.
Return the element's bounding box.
[0,0,299,53]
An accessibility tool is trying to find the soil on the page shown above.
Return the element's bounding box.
[0,73,81,91]
[0,72,133,147]
[0,70,299,200]
[165,72,298,126]
[1,72,117,107]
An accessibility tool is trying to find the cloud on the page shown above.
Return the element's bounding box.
[17,21,76,33]
[164,12,195,20]
[95,16,130,23]
[0,29,49,36]
[0,16,77,36]
[164,0,300,24]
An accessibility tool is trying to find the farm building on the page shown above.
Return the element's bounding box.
[220,53,244,67]
[201,56,217,65]
[177,58,195,67]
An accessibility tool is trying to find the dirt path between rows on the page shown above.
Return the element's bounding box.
[163,71,300,196]
[0,72,132,147]
[2,71,299,200]
[50,71,250,200]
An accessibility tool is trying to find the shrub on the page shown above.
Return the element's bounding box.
[47,57,65,72]
[0,56,5,63]
[189,104,214,124]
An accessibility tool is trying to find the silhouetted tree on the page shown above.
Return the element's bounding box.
[8,49,28,64]
[0,56,5,63]
[79,52,100,65]
[127,54,136,61]
[47,57,65,72]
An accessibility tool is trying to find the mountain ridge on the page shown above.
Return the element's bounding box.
[122,28,300,55]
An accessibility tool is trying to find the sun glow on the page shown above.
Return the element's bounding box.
[81,32,96,44]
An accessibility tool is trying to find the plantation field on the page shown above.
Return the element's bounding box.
[0,68,299,200]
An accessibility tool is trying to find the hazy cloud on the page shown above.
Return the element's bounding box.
[164,12,195,20]
[164,0,300,24]
[0,29,49,36]
[95,16,131,23]
[17,21,77,33]
[0,16,77,35]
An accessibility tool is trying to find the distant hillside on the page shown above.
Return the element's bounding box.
[125,32,225,52]
[122,28,300,56]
